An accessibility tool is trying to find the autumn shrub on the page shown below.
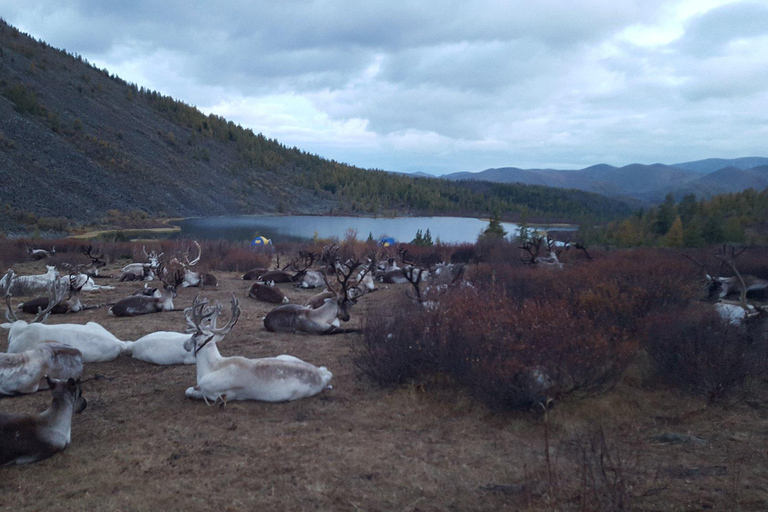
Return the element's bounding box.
[472,248,697,335]
[190,240,272,272]
[645,304,768,402]
[354,301,440,386]
[436,287,636,410]
[357,283,638,411]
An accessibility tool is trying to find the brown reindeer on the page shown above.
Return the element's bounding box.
[247,281,289,304]
[109,268,185,317]
[0,377,87,465]
[263,257,363,334]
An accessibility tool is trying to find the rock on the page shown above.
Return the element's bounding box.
[650,432,708,446]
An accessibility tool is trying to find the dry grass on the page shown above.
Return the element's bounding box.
[1,258,768,511]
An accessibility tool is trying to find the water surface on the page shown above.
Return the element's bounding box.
[173,215,530,244]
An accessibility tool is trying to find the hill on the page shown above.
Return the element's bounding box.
[443,159,768,203]
[0,20,631,232]
[672,157,768,173]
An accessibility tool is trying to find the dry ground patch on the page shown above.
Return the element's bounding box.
[2,260,768,511]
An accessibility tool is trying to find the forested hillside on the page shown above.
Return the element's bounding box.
[0,20,631,233]
[590,188,768,247]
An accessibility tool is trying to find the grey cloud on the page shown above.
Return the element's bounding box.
[1,0,766,174]
[677,2,768,57]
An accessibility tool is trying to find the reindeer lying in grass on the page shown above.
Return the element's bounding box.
[119,246,163,282]
[2,278,129,363]
[172,241,218,288]
[0,343,83,396]
[109,269,184,317]
[184,295,333,403]
[126,331,197,365]
[263,255,367,334]
[0,377,87,466]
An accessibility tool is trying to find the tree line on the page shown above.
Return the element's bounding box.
[582,188,768,247]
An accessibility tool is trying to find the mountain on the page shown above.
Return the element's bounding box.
[656,165,768,199]
[443,160,768,203]
[0,21,632,230]
[672,157,768,173]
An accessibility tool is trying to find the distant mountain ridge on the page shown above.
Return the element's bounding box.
[441,157,768,202]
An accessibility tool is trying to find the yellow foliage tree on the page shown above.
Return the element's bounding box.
[664,216,684,247]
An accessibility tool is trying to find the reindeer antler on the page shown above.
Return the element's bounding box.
[520,237,544,265]
[715,244,751,314]
[210,294,240,336]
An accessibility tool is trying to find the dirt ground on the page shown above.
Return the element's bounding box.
[2,260,768,511]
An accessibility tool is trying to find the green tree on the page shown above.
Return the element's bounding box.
[663,216,684,247]
[483,211,507,239]
[653,193,677,235]
[682,215,705,247]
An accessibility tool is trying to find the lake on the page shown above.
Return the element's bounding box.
[171,215,571,244]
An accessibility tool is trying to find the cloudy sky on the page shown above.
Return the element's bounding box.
[2,1,767,174]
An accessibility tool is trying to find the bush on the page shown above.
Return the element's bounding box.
[437,288,636,410]
[645,304,768,402]
[356,285,637,411]
[354,301,440,386]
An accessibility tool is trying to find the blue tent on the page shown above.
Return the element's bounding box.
[251,236,272,247]
[378,236,396,247]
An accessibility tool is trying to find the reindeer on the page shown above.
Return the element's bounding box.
[173,241,218,288]
[18,273,86,315]
[119,246,163,282]
[109,269,185,317]
[685,247,768,304]
[247,281,289,304]
[259,269,295,283]
[76,245,107,277]
[7,266,59,296]
[263,257,363,334]
[519,236,564,269]
[183,295,333,403]
[242,268,270,280]
[0,343,83,396]
[2,273,126,364]
[287,250,325,289]
[304,289,336,309]
[686,245,768,324]
[28,246,55,261]
[60,272,114,292]
[126,331,196,366]
[0,377,87,465]
[347,260,378,298]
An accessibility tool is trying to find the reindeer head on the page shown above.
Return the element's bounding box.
[160,267,185,297]
[142,246,164,269]
[80,245,106,270]
[183,294,240,355]
[47,377,87,413]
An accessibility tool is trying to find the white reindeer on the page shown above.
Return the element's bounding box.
[2,279,130,363]
[0,343,83,396]
[173,241,217,288]
[127,331,196,365]
[183,295,333,403]
[120,246,163,281]
[6,266,59,296]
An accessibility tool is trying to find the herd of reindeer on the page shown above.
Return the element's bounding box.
[0,239,467,466]
[1,237,767,467]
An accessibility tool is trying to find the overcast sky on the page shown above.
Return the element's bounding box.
[2,1,767,174]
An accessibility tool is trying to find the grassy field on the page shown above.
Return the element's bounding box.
[1,257,768,511]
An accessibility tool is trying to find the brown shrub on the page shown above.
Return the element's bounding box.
[645,304,768,402]
[436,287,636,410]
[353,301,440,386]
